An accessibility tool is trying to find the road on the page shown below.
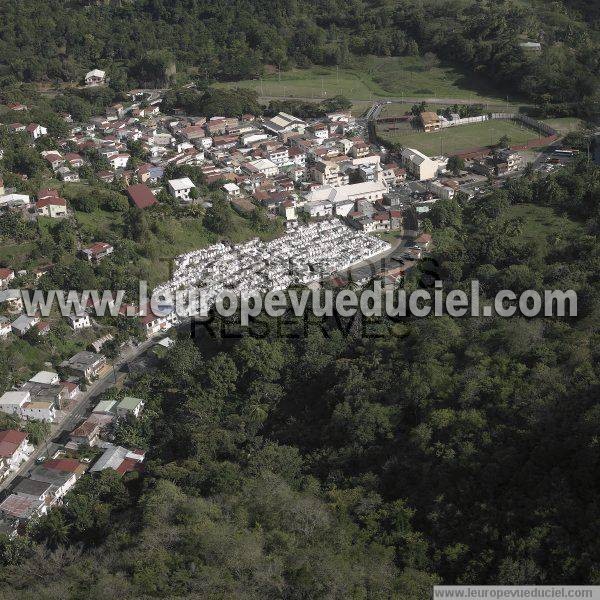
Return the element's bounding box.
[0,338,158,492]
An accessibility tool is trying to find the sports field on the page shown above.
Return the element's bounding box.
[218,55,517,105]
[380,120,544,156]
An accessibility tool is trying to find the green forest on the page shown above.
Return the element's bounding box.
[0,159,599,598]
[0,0,599,116]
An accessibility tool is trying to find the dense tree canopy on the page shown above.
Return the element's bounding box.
[1,161,600,598]
[0,0,599,113]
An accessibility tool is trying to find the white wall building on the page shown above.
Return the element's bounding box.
[85,69,106,86]
[67,314,92,330]
[400,148,442,181]
[167,177,196,201]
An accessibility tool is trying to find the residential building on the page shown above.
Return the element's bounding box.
[350,141,370,158]
[495,148,522,173]
[223,182,241,197]
[21,401,56,423]
[85,69,106,86]
[70,420,101,447]
[93,400,117,415]
[429,180,456,200]
[29,465,77,500]
[116,396,145,419]
[126,184,158,210]
[312,160,349,187]
[301,200,333,218]
[0,290,23,313]
[109,153,130,170]
[26,124,47,140]
[57,167,79,182]
[420,111,441,132]
[0,268,15,290]
[401,148,440,180]
[244,158,279,178]
[67,314,92,330]
[29,371,59,386]
[263,112,306,136]
[13,479,54,503]
[11,314,39,336]
[0,317,10,338]
[0,494,47,523]
[60,351,107,382]
[36,196,67,218]
[81,242,114,263]
[0,430,33,478]
[90,445,145,475]
[167,177,196,201]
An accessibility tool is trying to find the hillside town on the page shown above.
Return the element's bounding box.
[0,82,582,544]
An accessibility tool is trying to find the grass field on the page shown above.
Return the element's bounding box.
[541,117,584,135]
[380,120,544,156]
[0,242,36,267]
[506,203,584,257]
[219,55,520,105]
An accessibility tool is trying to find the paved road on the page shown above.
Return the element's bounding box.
[0,338,158,492]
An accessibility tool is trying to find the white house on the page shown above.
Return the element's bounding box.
[116,396,145,419]
[0,268,15,290]
[85,69,106,86]
[244,158,279,178]
[301,200,333,218]
[429,180,455,200]
[0,391,30,416]
[29,371,59,386]
[223,182,240,197]
[67,314,92,330]
[36,197,67,218]
[26,124,47,141]
[263,112,306,135]
[401,148,440,181]
[21,401,56,423]
[267,147,289,167]
[0,194,30,209]
[29,465,76,499]
[11,314,39,336]
[109,153,130,170]
[0,430,33,478]
[167,177,196,201]
[0,317,11,338]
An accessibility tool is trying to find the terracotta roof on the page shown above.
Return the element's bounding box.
[116,457,142,475]
[0,430,27,445]
[44,458,84,473]
[37,188,59,200]
[83,242,112,256]
[36,197,67,209]
[126,184,158,210]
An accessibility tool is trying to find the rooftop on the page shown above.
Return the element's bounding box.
[168,177,195,191]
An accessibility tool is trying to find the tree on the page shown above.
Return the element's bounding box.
[34,510,70,549]
[204,198,235,236]
[447,155,465,176]
[423,52,440,71]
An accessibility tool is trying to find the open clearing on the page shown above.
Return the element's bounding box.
[380,120,543,156]
[541,117,584,135]
[506,203,584,257]
[219,55,519,105]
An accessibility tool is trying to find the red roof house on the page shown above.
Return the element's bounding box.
[126,184,158,210]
